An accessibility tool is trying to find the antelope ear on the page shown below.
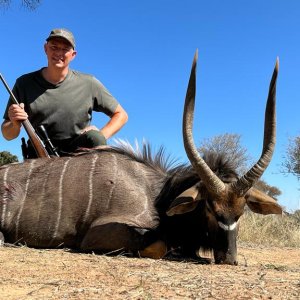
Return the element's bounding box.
[166,184,201,216]
[245,188,282,215]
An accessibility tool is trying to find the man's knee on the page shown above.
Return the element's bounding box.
[85,130,107,147]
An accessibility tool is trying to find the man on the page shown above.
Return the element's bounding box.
[1,28,128,158]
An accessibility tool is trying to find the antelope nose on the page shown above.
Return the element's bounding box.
[224,257,238,265]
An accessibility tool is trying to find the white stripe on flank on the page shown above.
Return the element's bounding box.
[218,221,237,231]
[52,158,71,240]
[1,167,10,227]
[82,154,98,223]
[15,160,35,239]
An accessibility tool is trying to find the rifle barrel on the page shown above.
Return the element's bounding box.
[0,74,20,105]
[0,73,50,158]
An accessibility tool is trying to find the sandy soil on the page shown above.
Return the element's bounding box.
[0,244,299,300]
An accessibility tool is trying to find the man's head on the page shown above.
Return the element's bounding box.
[46,28,75,49]
[44,28,77,69]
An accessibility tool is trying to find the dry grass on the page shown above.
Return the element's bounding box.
[238,211,300,248]
[0,211,299,299]
[0,246,299,300]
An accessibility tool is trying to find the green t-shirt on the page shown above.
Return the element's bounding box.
[3,69,119,140]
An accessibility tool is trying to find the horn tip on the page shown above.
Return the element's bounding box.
[275,57,279,71]
[194,49,198,63]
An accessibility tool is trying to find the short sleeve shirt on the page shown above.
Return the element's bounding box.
[3,69,119,140]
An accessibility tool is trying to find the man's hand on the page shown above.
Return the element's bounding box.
[8,103,28,126]
[1,103,28,140]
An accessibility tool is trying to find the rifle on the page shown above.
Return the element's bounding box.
[0,73,51,158]
[36,124,60,157]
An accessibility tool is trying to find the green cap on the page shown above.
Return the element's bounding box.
[46,28,75,49]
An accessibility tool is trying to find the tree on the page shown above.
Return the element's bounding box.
[0,0,41,10]
[254,179,281,201]
[282,136,300,180]
[0,151,18,166]
[198,133,281,199]
[198,133,251,175]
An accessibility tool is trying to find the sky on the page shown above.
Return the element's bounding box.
[0,0,299,211]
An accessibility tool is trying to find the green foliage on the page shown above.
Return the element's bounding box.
[0,151,18,166]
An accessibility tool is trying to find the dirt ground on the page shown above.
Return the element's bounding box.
[0,244,299,300]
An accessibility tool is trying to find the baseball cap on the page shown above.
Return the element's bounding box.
[46,28,75,49]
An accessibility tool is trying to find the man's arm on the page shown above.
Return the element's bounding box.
[1,103,28,140]
[82,104,128,139]
[100,104,128,139]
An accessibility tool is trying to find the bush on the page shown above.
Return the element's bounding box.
[0,151,18,167]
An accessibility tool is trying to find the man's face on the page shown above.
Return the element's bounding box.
[44,38,76,69]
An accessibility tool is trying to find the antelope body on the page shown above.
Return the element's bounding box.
[0,52,282,264]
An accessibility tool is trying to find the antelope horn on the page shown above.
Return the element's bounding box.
[183,50,226,195]
[231,58,279,196]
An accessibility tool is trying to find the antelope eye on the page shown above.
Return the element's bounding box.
[215,214,226,224]
[235,215,240,222]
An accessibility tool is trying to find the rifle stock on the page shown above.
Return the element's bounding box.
[0,73,50,158]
